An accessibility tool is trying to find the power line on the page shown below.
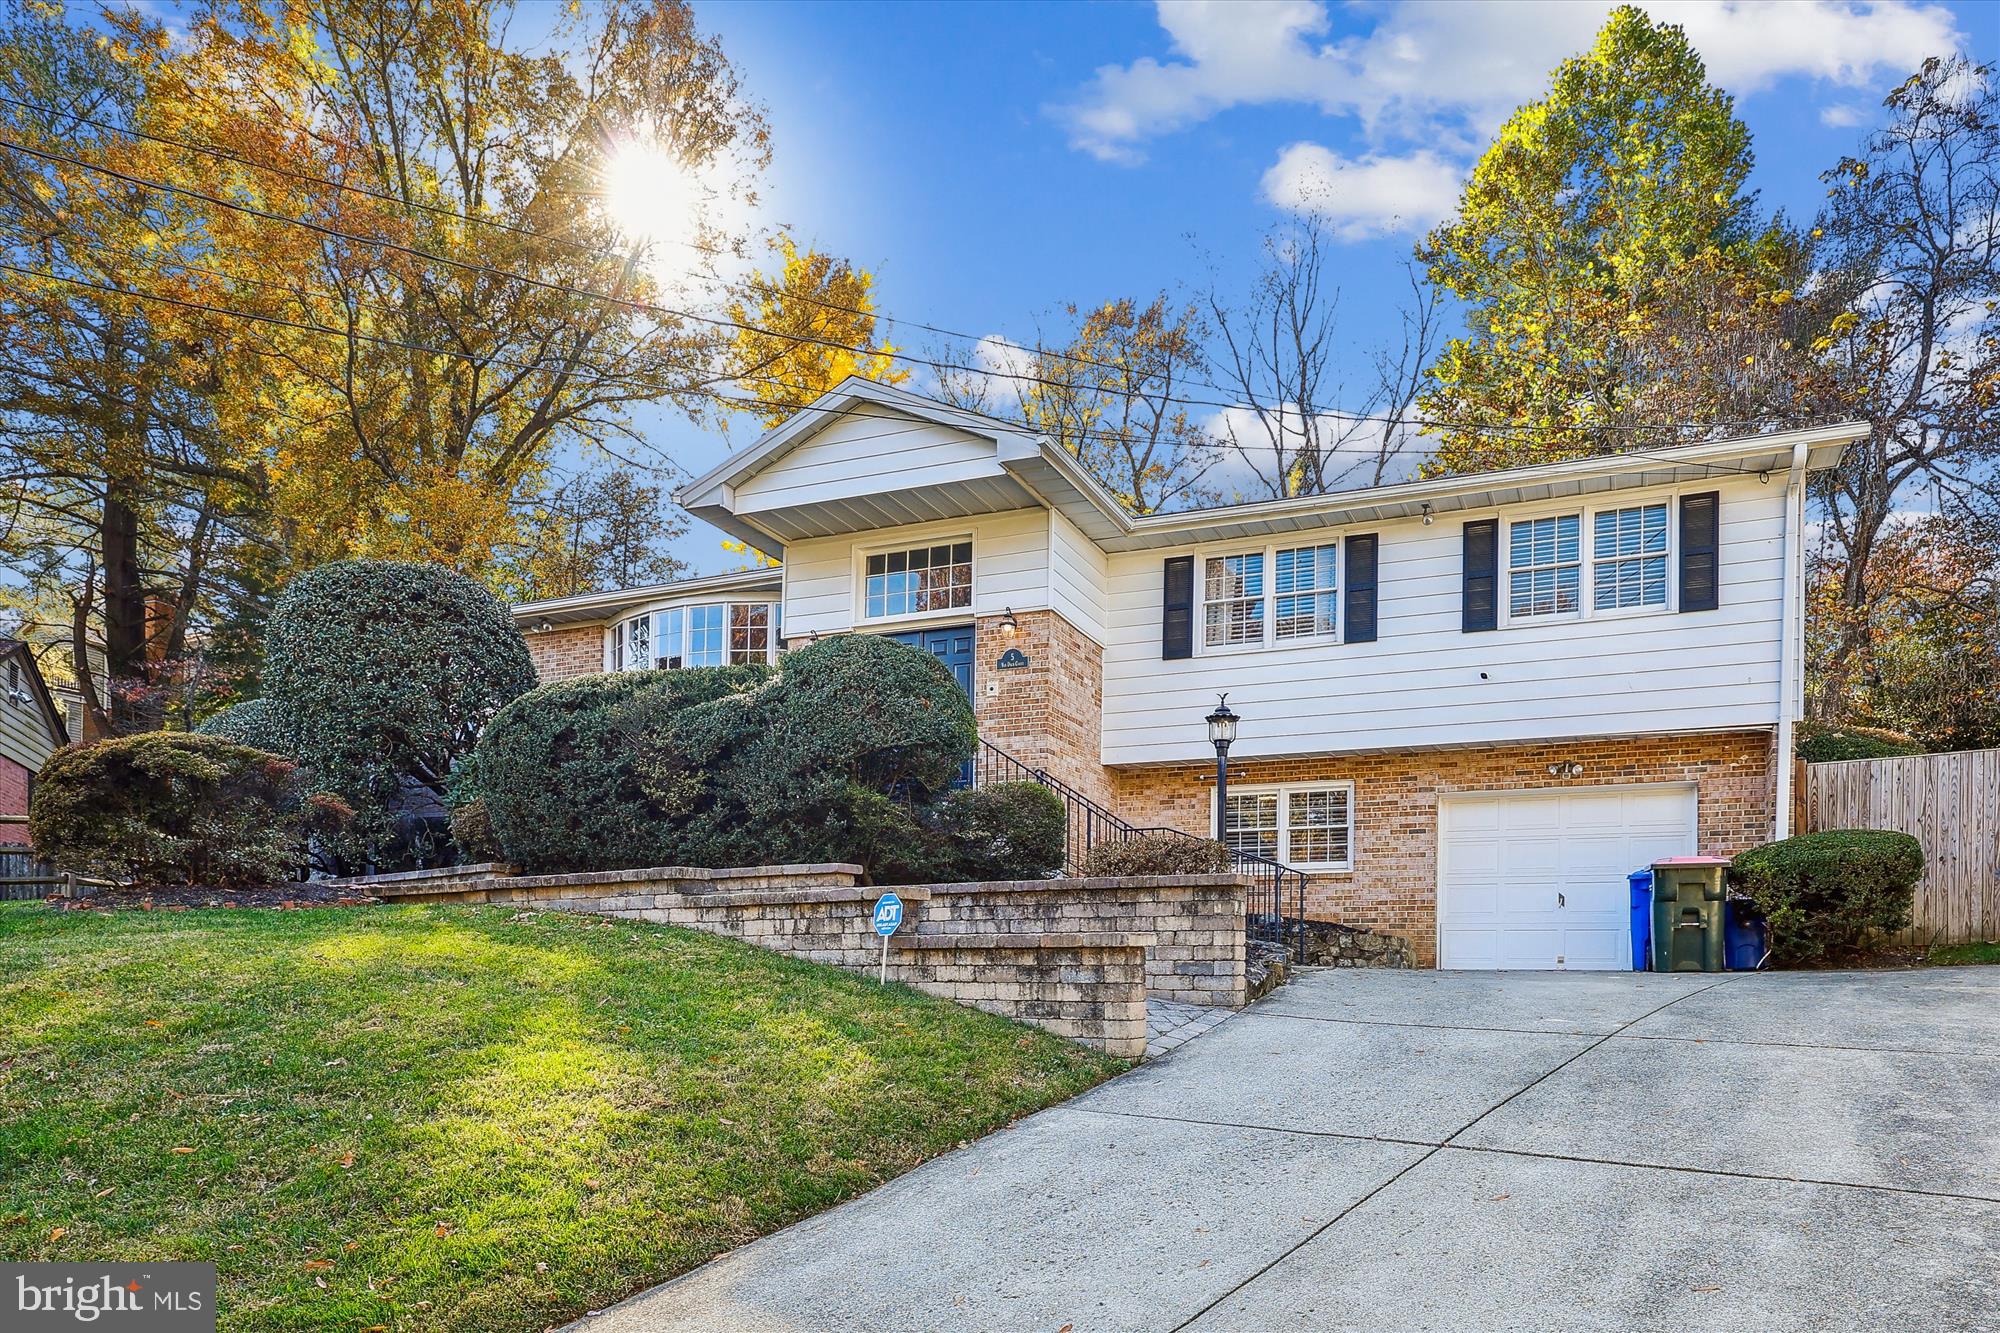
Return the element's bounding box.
[0,113,1793,442]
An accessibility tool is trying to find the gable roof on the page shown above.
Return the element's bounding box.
[0,639,70,748]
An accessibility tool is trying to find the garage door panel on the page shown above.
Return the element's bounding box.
[1440,787,1697,971]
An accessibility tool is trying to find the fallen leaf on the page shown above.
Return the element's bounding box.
[435,1224,452,1238]
[339,1152,355,1170]
[303,1259,335,1271]
[144,1019,163,1028]
[345,1242,360,1253]
[48,1227,67,1243]
[93,1188,114,1199]
[169,1147,196,1155]
[1490,1193,1511,1201]
[535,1262,548,1274]
[313,1275,327,1289]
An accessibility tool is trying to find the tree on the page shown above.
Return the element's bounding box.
[0,0,272,735]
[498,470,689,601]
[151,0,770,571]
[1417,5,1795,472]
[724,232,904,428]
[1808,57,2000,721]
[935,293,1222,514]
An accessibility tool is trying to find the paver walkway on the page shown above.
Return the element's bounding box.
[1144,997,1236,1058]
[575,967,2000,1332]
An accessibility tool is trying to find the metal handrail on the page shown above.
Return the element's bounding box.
[970,739,1306,951]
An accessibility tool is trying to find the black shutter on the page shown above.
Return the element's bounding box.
[1162,555,1194,659]
[1462,520,1498,632]
[1679,491,1720,612]
[1344,534,1379,643]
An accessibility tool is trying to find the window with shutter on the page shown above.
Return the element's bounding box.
[1344,534,1378,643]
[1462,520,1498,632]
[1162,555,1194,659]
[1679,491,1720,612]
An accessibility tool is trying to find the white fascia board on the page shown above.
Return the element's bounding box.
[511,566,784,626]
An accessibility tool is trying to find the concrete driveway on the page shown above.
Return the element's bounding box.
[578,967,2000,1332]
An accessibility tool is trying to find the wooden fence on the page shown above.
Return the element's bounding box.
[1802,748,2000,946]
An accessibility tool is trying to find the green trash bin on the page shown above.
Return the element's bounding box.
[1649,857,1730,972]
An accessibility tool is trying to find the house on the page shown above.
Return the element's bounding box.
[0,639,69,847]
[511,378,1863,970]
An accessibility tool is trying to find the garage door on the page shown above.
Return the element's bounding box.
[1438,786,1697,970]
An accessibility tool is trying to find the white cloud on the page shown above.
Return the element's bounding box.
[1819,103,1868,127]
[1056,0,1963,164]
[1260,143,1462,239]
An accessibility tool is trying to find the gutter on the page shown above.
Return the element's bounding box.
[1772,435,1812,840]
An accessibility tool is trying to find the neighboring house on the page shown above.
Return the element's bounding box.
[512,378,1863,970]
[0,639,69,847]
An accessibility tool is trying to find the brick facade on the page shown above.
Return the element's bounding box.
[1110,730,1777,967]
[0,755,29,846]
[525,624,604,682]
[972,609,1110,806]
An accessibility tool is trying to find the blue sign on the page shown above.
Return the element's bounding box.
[872,893,905,936]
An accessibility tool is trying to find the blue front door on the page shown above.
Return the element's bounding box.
[891,624,974,698]
[892,624,975,786]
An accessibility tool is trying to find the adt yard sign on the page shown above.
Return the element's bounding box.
[872,893,904,984]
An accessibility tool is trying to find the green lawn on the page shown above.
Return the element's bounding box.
[1928,941,2000,966]
[0,903,1120,1331]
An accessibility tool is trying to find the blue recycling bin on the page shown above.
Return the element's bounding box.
[1725,899,1769,970]
[1628,868,1653,971]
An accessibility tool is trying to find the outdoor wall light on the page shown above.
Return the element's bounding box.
[1207,694,1238,840]
[1547,760,1586,778]
[1421,502,1435,526]
[998,606,1020,635]
[534,619,554,634]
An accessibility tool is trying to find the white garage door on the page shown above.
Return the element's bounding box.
[1438,786,1697,970]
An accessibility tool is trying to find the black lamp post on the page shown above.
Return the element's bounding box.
[1206,694,1238,842]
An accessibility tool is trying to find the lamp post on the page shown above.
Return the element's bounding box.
[1206,694,1238,843]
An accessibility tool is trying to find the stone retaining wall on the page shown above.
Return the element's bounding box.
[343,864,1251,1059]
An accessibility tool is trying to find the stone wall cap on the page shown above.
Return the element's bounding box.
[896,931,1157,951]
[325,862,513,888]
[907,873,1252,895]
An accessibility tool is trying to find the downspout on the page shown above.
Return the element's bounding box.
[1772,438,1810,841]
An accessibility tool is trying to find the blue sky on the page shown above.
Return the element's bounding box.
[635,0,1994,572]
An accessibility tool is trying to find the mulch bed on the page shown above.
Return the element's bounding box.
[55,881,377,911]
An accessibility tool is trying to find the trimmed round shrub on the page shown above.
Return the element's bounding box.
[29,734,319,887]
[469,666,768,872]
[1080,833,1232,877]
[262,559,536,863]
[1795,721,1924,764]
[195,697,297,756]
[936,782,1066,881]
[1730,829,1923,966]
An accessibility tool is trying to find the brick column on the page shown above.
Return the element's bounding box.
[972,609,1110,808]
[524,624,605,683]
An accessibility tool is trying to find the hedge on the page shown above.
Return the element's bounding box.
[1795,720,1925,764]
[262,560,535,864]
[1730,829,1923,966]
[194,696,297,756]
[1080,834,1233,877]
[935,782,1066,882]
[29,734,346,887]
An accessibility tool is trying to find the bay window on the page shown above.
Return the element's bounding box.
[617,602,779,671]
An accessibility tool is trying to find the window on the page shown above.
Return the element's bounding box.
[865,540,972,619]
[1201,542,1340,649]
[1509,514,1582,618]
[1593,503,1669,610]
[658,607,684,668]
[1221,782,1355,870]
[728,603,770,664]
[1274,543,1338,641]
[686,604,726,667]
[1203,552,1265,647]
[626,614,650,668]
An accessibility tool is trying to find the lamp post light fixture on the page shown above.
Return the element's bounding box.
[1206,694,1238,843]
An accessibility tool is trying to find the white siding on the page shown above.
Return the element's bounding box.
[1048,507,1109,645]
[781,509,1055,638]
[733,405,1003,513]
[1100,476,1787,765]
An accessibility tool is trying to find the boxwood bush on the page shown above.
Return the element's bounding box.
[194,696,297,756]
[1080,833,1233,877]
[262,559,535,864]
[29,734,345,887]
[1730,829,1923,966]
[935,782,1066,881]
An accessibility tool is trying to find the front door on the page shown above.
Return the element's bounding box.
[891,624,974,698]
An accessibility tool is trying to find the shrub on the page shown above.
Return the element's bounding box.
[29,734,320,887]
[1080,834,1233,877]
[1730,829,1923,966]
[936,782,1066,881]
[262,560,536,864]
[469,666,768,872]
[194,697,297,756]
[1795,721,1925,763]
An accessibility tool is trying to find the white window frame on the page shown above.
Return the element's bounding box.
[613,601,781,672]
[1211,779,1356,872]
[1499,496,1679,629]
[1195,539,1341,655]
[854,533,976,627]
